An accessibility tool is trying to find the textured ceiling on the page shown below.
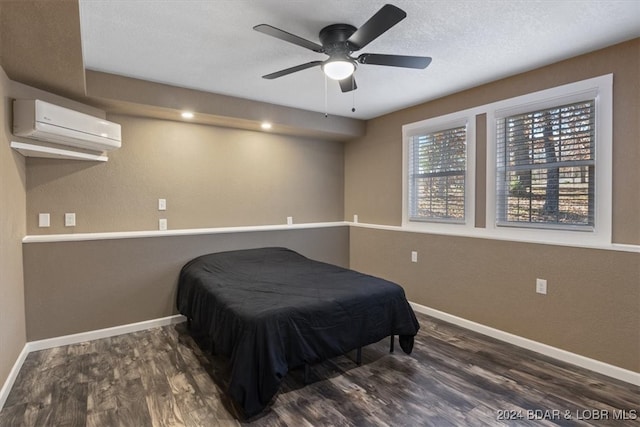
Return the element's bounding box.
[79,0,640,120]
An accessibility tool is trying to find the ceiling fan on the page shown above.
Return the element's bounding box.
[253,4,432,93]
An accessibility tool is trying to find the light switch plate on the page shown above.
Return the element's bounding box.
[39,213,50,227]
[158,198,166,211]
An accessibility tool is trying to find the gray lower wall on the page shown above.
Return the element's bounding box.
[350,226,640,373]
[20,222,640,373]
[23,226,349,341]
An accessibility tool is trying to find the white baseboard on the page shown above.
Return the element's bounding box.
[0,314,186,410]
[0,345,29,411]
[410,302,640,386]
[3,308,638,411]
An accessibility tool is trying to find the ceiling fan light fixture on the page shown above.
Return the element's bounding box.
[322,59,355,80]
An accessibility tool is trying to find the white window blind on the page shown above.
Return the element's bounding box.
[496,100,595,229]
[409,125,467,222]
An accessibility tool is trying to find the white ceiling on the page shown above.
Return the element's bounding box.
[78,0,640,120]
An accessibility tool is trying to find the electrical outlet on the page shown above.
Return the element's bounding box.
[158,198,166,211]
[65,213,76,227]
[536,278,547,295]
[287,216,293,225]
[353,214,359,223]
[159,218,167,231]
[411,251,418,263]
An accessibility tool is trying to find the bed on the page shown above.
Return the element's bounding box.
[176,247,419,418]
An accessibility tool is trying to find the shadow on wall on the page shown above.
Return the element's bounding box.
[25,158,102,191]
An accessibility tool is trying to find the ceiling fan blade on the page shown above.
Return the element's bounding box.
[338,75,357,92]
[253,24,324,53]
[358,53,432,69]
[262,61,323,79]
[347,4,406,50]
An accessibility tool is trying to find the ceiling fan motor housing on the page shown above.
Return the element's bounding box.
[319,24,357,55]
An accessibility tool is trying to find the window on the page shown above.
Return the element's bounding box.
[406,119,468,224]
[400,75,610,246]
[488,74,612,245]
[496,100,595,230]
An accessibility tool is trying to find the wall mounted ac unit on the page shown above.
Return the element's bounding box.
[12,99,121,155]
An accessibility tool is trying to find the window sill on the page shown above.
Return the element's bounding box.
[351,221,638,253]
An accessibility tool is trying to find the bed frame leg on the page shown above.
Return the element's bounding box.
[390,334,395,353]
[356,347,362,365]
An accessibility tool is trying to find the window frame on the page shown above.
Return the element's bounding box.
[486,74,613,246]
[402,111,476,232]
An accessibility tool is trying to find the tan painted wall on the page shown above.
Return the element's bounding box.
[0,0,85,100]
[23,227,349,340]
[345,39,640,244]
[85,71,365,142]
[14,74,349,340]
[0,67,27,388]
[345,40,640,372]
[1,59,97,394]
[17,90,349,340]
[25,114,344,234]
[350,228,639,372]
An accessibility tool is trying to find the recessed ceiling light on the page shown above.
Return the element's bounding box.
[261,122,272,130]
[181,111,194,119]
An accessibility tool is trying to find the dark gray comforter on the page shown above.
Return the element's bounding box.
[176,247,419,417]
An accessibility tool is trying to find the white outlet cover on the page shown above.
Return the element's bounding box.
[65,213,76,227]
[158,198,166,211]
[536,278,547,294]
[159,218,167,230]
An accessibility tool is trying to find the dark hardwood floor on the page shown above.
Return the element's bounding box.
[1,313,638,426]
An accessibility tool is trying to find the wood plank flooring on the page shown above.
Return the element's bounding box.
[1,313,638,426]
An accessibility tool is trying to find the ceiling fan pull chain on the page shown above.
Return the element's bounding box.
[352,79,356,113]
[324,73,329,117]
